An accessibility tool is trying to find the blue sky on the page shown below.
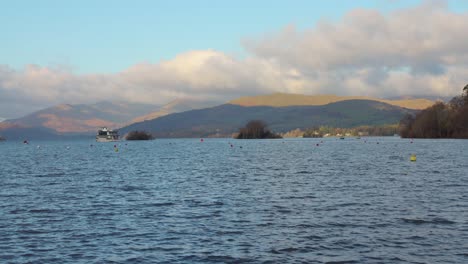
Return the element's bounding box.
[3,0,465,73]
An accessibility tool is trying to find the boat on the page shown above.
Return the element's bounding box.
[96,127,120,142]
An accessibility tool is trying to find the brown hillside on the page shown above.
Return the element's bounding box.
[228,93,434,110]
[130,99,220,123]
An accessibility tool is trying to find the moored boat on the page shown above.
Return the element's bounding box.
[96,127,119,142]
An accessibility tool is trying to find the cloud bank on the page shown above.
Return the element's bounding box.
[1,1,468,118]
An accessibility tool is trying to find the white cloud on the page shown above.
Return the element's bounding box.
[1,1,468,118]
[244,1,468,97]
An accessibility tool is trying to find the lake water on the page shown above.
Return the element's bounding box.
[0,137,467,263]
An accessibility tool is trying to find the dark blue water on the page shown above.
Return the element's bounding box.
[0,137,467,263]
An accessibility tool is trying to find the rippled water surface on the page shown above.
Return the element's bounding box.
[0,137,467,263]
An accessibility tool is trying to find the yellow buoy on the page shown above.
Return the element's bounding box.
[410,154,416,162]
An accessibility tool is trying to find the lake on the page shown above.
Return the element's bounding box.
[0,137,467,263]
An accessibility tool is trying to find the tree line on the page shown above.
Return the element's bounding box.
[302,125,398,137]
[399,86,468,138]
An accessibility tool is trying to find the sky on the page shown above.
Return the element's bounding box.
[1,0,468,118]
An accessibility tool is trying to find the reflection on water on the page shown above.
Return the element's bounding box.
[0,137,467,263]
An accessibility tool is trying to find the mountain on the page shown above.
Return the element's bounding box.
[229,93,434,110]
[0,101,159,139]
[120,100,416,138]
[0,99,223,140]
[130,98,222,123]
[0,124,63,140]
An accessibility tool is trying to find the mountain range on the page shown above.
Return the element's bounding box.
[120,100,416,138]
[229,93,434,109]
[0,93,434,140]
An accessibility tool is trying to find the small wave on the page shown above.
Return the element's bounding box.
[120,185,146,192]
[295,224,322,229]
[407,235,425,240]
[35,172,65,178]
[401,217,455,225]
[257,222,274,227]
[17,229,47,235]
[269,247,301,254]
[144,202,175,207]
[9,209,26,214]
[324,259,360,264]
[183,254,251,263]
[336,202,360,207]
[215,230,244,235]
[130,245,182,252]
[183,214,213,219]
[28,208,60,214]
[229,219,251,223]
[184,199,224,207]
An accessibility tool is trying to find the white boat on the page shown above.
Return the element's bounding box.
[96,127,119,142]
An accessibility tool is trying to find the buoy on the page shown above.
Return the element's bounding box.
[410,154,417,162]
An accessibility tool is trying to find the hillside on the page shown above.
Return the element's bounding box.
[0,99,224,139]
[0,125,62,140]
[229,93,434,110]
[0,101,159,139]
[120,100,415,138]
[130,98,221,123]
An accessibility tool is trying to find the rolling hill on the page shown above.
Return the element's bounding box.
[0,93,432,140]
[0,101,159,139]
[0,99,221,140]
[130,98,221,123]
[229,93,434,110]
[120,100,416,138]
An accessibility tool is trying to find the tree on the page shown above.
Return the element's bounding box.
[463,84,468,103]
[125,130,154,140]
[235,120,281,139]
[399,113,414,138]
[399,85,468,138]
